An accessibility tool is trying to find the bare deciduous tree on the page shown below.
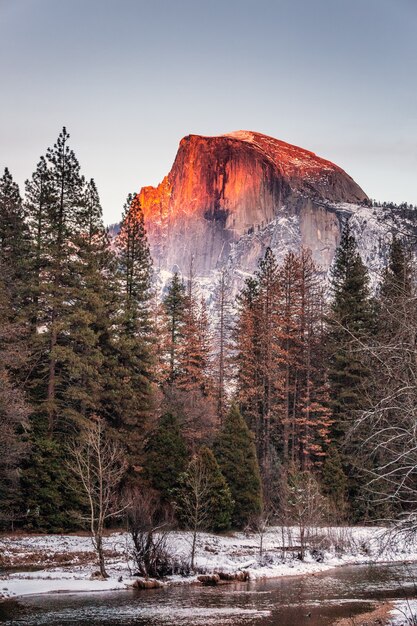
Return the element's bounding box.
[174,455,211,571]
[68,417,127,578]
[350,260,417,530]
[286,467,328,560]
[125,487,174,578]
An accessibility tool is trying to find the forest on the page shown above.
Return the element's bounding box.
[1,128,416,571]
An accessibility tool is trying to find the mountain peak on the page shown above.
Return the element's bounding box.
[139,130,367,278]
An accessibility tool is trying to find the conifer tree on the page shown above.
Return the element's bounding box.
[326,223,373,516]
[175,446,233,534]
[21,437,84,532]
[235,249,331,478]
[277,251,303,467]
[235,276,261,439]
[144,412,188,502]
[61,179,113,425]
[21,130,116,526]
[163,272,186,383]
[327,222,373,442]
[0,267,30,526]
[353,236,416,519]
[381,236,412,299]
[254,248,282,467]
[214,405,262,528]
[177,292,212,395]
[0,167,31,313]
[321,444,348,516]
[213,270,232,424]
[111,193,156,465]
[118,193,153,336]
[24,157,52,328]
[42,127,86,434]
[294,250,332,468]
[378,236,412,339]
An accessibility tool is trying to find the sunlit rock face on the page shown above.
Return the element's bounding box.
[139,131,372,295]
[139,131,367,279]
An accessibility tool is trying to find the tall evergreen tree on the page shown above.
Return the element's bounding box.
[378,235,412,339]
[41,127,86,434]
[235,276,261,442]
[21,130,114,527]
[213,270,232,424]
[163,272,186,383]
[112,193,156,465]
[0,267,30,527]
[177,291,212,395]
[215,405,262,528]
[294,250,332,468]
[326,223,374,517]
[354,236,416,519]
[175,446,233,533]
[118,193,153,335]
[60,179,113,425]
[24,157,52,328]
[0,167,31,312]
[235,249,331,474]
[327,222,373,443]
[144,412,188,502]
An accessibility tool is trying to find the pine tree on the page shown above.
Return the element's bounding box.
[177,292,212,395]
[294,250,332,468]
[235,276,261,441]
[22,430,89,532]
[378,236,412,339]
[213,270,233,424]
[277,251,303,467]
[381,236,412,299]
[24,157,52,328]
[327,222,373,441]
[21,130,115,526]
[175,446,233,533]
[235,249,331,483]
[111,193,156,466]
[355,236,416,520]
[254,248,282,468]
[0,167,31,313]
[144,412,188,502]
[326,223,374,516]
[0,267,30,527]
[118,193,153,336]
[60,179,113,425]
[321,445,348,516]
[41,127,86,434]
[214,405,262,528]
[163,272,186,383]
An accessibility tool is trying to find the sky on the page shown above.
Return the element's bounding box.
[1,0,416,224]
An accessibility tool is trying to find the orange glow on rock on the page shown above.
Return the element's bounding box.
[135,131,367,273]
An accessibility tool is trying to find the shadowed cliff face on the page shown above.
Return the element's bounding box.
[139,131,368,277]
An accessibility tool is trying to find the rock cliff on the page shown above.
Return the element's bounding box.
[138,131,415,300]
[140,131,367,280]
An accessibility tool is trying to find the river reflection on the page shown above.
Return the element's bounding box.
[1,562,417,626]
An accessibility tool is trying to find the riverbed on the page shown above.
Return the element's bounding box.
[1,561,417,625]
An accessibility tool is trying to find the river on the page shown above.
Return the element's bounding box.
[1,562,417,625]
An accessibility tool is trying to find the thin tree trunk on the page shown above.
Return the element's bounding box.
[191,526,197,571]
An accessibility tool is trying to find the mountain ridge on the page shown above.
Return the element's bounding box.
[136,131,411,300]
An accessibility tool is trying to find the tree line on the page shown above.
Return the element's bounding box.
[0,127,416,543]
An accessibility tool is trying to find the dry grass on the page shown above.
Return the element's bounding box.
[334,601,394,626]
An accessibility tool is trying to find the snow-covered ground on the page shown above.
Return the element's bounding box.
[390,600,417,625]
[1,526,417,605]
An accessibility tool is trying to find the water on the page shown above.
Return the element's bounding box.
[1,562,417,625]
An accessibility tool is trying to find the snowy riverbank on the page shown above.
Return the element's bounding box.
[1,526,417,611]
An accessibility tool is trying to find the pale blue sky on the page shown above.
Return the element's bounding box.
[1,0,416,223]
